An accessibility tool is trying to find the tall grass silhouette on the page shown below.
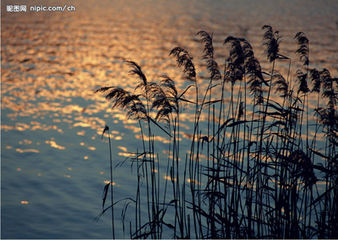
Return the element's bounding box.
[94,25,338,239]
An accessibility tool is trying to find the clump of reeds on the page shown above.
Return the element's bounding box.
[94,25,338,239]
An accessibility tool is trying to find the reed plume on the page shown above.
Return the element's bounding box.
[294,32,309,66]
[224,36,245,83]
[262,25,282,62]
[310,68,321,93]
[197,31,221,81]
[127,60,147,86]
[296,69,310,95]
[273,73,289,97]
[169,47,196,80]
[245,45,266,105]
[151,76,179,126]
[95,87,147,120]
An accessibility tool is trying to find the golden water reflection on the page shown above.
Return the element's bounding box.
[2,9,334,166]
[45,139,65,150]
[16,148,40,153]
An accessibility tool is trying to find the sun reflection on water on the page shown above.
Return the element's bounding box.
[16,148,40,153]
[45,139,65,150]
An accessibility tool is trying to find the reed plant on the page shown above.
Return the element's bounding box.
[94,25,338,239]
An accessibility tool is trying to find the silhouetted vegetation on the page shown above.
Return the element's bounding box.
[95,25,338,239]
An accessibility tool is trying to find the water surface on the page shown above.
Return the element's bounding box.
[1,0,338,238]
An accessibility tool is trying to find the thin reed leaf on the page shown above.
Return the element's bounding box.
[102,183,110,209]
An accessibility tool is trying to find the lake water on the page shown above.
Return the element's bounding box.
[1,0,338,238]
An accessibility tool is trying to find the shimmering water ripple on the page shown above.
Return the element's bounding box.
[1,0,338,238]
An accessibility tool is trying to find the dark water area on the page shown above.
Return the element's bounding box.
[1,0,338,238]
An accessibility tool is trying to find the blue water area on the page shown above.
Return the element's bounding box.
[1,0,338,238]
